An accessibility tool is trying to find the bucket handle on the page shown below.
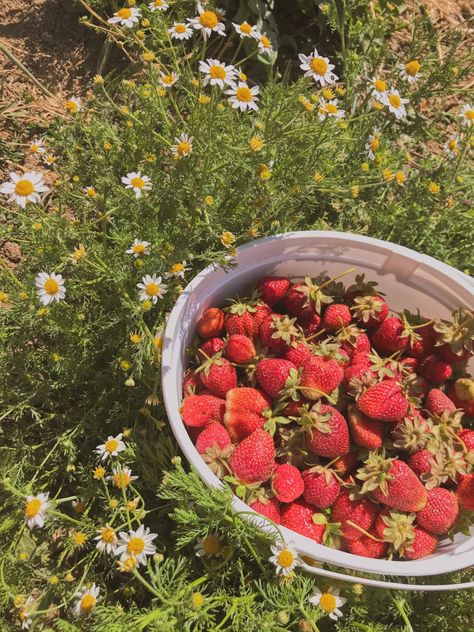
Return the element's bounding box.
[300,561,474,591]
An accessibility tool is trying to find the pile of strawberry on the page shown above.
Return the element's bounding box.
[180,272,474,560]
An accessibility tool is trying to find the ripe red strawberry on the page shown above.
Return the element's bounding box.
[419,354,453,382]
[280,500,325,543]
[351,295,388,329]
[458,429,474,452]
[259,314,298,353]
[282,282,313,317]
[253,302,273,329]
[350,351,371,367]
[199,337,225,358]
[331,489,378,541]
[407,323,436,358]
[200,357,237,398]
[448,379,474,416]
[225,303,260,338]
[340,332,371,359]
[225,335,255,364]
[407,450,435,478]
[332,451,359,477]
[343,364,375,390]
[197,308,225,339]
[256,359,297,398]
[298,312,322,337]
[304,404,350,458]
[181,394,225,428]
[229,428,275,484]
[224,387,271,442]
[416,487,459,535]
[356,380,408,422]
[345,534,389,558]
[437,343,472,364]
[399,357,418,373]
[302,469,340,509]
[283,342,312,367]
[322,304,352,332]
[250,497,281,524]
[425,388,456,416]
[195,422,232,453]
[272,463,304,503]
[182,370,203,396]
[347,405,384,449]
[373,508,391,540]
[281,397,310,417]
[256,276,290,306]
[300,355,343,398]
[372,317,408,353]
[456,473,474,511]
[403,527,437,560]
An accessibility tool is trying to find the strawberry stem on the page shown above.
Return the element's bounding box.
[316,267,356,292]
[346,520,384,542]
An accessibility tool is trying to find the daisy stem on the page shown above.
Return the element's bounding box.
[122,486,132,529]
[393,597,414,632]
[298,605,321,632]
[49,509,87,527]
[133,569,166,600]
[452,128,472,182]
[0,39,57,100]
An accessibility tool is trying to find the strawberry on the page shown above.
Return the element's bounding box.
[259,313,299,354]
[182,369,203,396]
[403,527,437,560]
[332,451,359,477]
[437,343,472,364]
[280,500,325,543]
[407,450,435,479]
[425,388,456,416]
[302,403,350,458]
[181,394,225,428]
[196,422,231,453]
[256,359,297,398]
[224,302,260,338]
[350,351,372,367]
[357,453,427,512]
[351,295,388,329]
[347,405,384,449]
[197,308,225,339]
[322,304,352,332]
[282,282,313,317]
[343,364,375,390]
[448,378,474,416]
[229,428,275,484]
[199,337,226,358]
[256,276,290,306]
[372,317,408,353]
[272,463,304,503]
[331,489,378,541]
[345,534,389,558]
[298,312,322,337]
[224,387,271,442]
[339,331,371,359]
[458,429,474,452]
[302,469,340,509]
[399,357,418,373]
[416,487,459,535]
[250,497,281,524]
[407,323,436,358]
[225,335,255,364]
[200,357,237,398]
[419,354,453,383]
[283,342,312,367]
[300,355,343,399]
[356,380,408,422]
[456,473,474,511]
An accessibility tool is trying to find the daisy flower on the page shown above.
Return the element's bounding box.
[83,186,97,198]
[137,274,168,303]
[199,59,237,89]
[317,98,345,121]
[42,154,57,166]
[189,3,225,40]
[257,34,273,55]
[169,260,190,278]
[148,0,168,11]
[226,82,260,112]
[269,542,301,576]
[115,525,158,566]
[232,21,258,38]
[19,596,34,630]
[126,239,151,257]
[73,583,100,617]
[95,525,118,554]
[107,7,141,28]
[159,71,179,88]
[35,272,66,305]
[121,171,152,198]
[309,587,346,621]
[29,139,46,155]
[0,170,49,208]
[385,88,409,119]
[168,22,193,40]
[370,77,388,103]
[299,49,338,86]
[66,96,82,114]
[398,60,422,84]
[107,464,138,489]
[460,103,474,128]
[195,532,223,557]
[365,127,381,160]
[24,493,49,529]
[171,133,193,159]
[95,433,126,461]
[444,136,460,159]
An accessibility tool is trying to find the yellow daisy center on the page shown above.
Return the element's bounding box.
[105,438,119,453]
[210,64,226,79]
[133,243,146,253]
[192,592,205,608]
[236,86,252,102]
[74,532,87,545]
[374,79,386,92]
[310,57,328,76]
[239,22,252,34]
[122,557,136,571]
[172,263,184,273]
[113,471,131,488]
[25,498,42,518]
[117,8,132,19]
[15,180,34,196]
[175,23,186,33]
[277,549,295,569]
[319,593,337,613]
[178,141,191,155]
[260,35,270,48]
[325,103,338,114]
[162,74,174,84]
[146,282,159,296]
[131,177,145,189]
[465,109,474,120]
[405,60,420,76]
[127,536,145,555]
[448,139,457,150]
[202,535,220,554]
[66,100,78,113]
[389,93,401,108]
[200,11,218,28]
[31,144,39,152]
[370,137,379,150]
[101,527,116,543]
[80,594,96,612]
[154,0,163,5]
[44,278,59,295]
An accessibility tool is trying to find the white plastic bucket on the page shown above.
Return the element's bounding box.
[162,231,474,590]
